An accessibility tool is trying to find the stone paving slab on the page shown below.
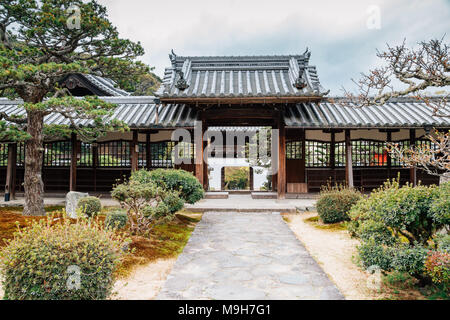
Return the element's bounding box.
[158,211,344,300]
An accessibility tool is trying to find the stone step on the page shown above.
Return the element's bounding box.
[251,192,277,199]
[205,192,229,199]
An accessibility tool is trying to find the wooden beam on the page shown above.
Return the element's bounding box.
[4,143,17,202]
[409,129,417,186]
[146,132,152,170]
[277,116,286,199]
[345,129,354,188]
[160,96,323,105]
[70,133,77,191]
[130,130,139,172]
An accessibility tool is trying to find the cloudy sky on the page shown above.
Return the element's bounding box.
[98,0,450,95]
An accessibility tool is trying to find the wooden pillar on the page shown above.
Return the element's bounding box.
[249,167,254,190]
[345,129,354,188]
[203,123,209,190]
[92,142,98,192]
[195,120,205,188]
[146,132,152,170]
[409,129,416,186]
[4,143,17,201]
[386,131,392,179]
[70,133,77,191]
[330,130,336,184]
[130,130,138,172]
[277,117,286,199]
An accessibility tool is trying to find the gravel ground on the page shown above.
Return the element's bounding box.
[285,212,385,300]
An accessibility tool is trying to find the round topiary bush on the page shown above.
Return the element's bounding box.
[130,169,204,204]
[105,209,128,229]
[0,217,128,300]
[77,196,102,217]
[316,185,362,224]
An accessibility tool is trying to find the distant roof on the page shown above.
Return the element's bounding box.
[155,50,329,103]
[61,73,130,97]
[1,96,448,130]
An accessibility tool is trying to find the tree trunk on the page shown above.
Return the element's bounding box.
[23,110,46,216]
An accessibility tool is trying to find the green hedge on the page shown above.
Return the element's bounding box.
[131,169,204,204]
[316,185,362,224]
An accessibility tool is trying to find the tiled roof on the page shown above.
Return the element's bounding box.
[61,73,130,96]
[1,97,449,130]
[155,50,329,100]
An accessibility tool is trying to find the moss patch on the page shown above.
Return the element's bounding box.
[304,213,347,231]
[116,211,202,277]
[0,206,202,279]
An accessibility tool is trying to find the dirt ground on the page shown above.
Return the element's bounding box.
[113,258,176,300]
[284,212,386,300]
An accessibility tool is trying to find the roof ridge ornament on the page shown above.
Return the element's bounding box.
[303,47,311,62]
[169,49,177,67]
[175,70,189,91]
[293,67,307,90]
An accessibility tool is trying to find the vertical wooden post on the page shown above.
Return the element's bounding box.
[70,133,77,191]
[249,167,254,190]
[409,129,416,186]
[345,129,354,188]
[203,123,209,190]
[92,142,98,192]
[130,130,138,172]
[4,143,17,201]
[386,131,392,179]
[146,132,152,170]
[330,130,336,184]
[277,117,286,199]
[195,120,205,187]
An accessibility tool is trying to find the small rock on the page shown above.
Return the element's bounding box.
[65,191,89,218]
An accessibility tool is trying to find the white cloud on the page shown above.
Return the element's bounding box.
[98,0,450,94]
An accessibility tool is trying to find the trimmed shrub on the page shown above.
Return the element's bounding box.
[350,178,450,283]
[425,250,450,286]
[111,178,182,235]
[316,185,362,224]
[105,209,128,229]
[77,196,102,218]
[131,169,204,204]
[357,240,394,271]
[0,217,128,300]
[391,245,429,279]
[430,182,450,226]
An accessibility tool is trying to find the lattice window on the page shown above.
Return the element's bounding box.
[335,142,346,167]
[138,142,146,168]
[98,141,130,167]
[286,141,302,160]
[306,141,330,167]
[352,140,388,167]
[174,141,195,161]
[0,144,7,167]
[78,142,93,167]
[390,140,410,167]
[151,141,175,168]
[43,141,71,167]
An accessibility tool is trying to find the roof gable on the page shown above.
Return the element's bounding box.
[156,50,329,103]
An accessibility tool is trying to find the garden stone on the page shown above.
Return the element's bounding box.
[65,191,89,218]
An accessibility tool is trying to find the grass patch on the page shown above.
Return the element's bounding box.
[304,213,347,231]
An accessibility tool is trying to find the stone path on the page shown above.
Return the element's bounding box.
[158,212,344,300]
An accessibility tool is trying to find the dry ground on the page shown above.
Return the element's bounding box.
[283,212,427,300]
